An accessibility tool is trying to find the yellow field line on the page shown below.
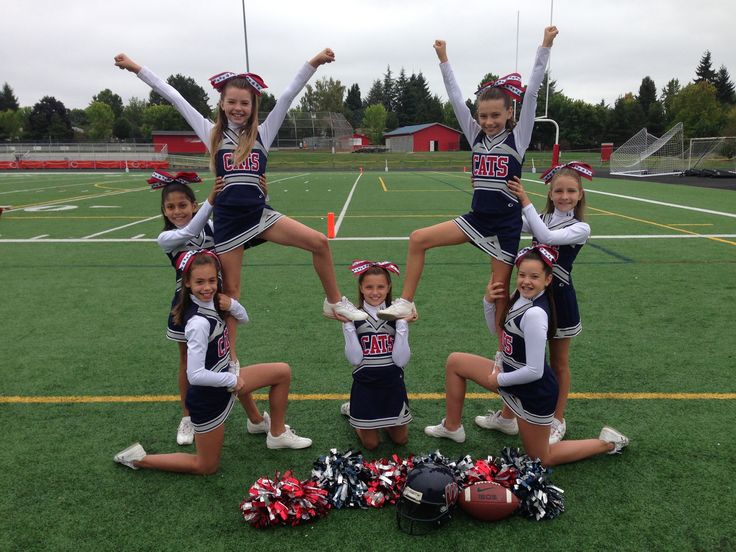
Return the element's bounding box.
[2,392,734,404]
[379,177,388,192]
[668,223,713,227]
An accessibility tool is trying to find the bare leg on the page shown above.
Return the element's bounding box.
[385,424,409,446]
[442,352,496,430]
[355,428,380,450]
[176,342,189,415]
[491,258,515,420]
[238,362,291,437]
[261,216,341,303]
[135,423,225,474]
[550,338,572,421]
[399,220,469,301]
[518,418,612,467]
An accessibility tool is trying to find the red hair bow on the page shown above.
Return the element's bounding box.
[175,249,221,274]
[349,260,400,276]
[540,161,594,184]
[147,170,202,189]
[475,73,525,102]
[209,71,268,95]
[515,244,559,269]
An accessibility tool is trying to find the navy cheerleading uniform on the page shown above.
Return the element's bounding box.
[440,46,550,264]
[342,303,412,430]
[156,200,216,342]
[138,62,316,253]
[182,295,249,433]
[485,292,558,425]
[522,205,590,338]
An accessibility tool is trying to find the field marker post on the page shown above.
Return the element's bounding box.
[327,212,335,238]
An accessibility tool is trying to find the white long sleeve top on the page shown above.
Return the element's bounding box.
[342,303,411,368]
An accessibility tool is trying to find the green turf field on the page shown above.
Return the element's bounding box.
[1,169,735,551]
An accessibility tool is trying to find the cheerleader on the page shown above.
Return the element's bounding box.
[338,261,413,450]
[477,163,592,443]
[114,251,311,475]
[150,170,267,445]
[424,245,628,466]
[379,27,558,333]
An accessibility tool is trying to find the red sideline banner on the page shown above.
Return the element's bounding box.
[0,160,170,170]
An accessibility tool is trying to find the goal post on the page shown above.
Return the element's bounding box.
[610,122,685,177]
[687,136,736,172]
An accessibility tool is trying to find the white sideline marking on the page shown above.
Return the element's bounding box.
[81,214,160,239]
[4,234,736,244]
[131,234,146,239]
[334,172,362,236]
[90,205,121,209]
[30,234,50,240]
[520,178,736,218]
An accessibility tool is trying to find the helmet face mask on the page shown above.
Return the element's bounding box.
[396,462,459,535]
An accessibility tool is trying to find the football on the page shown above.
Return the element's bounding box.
[458,481,520,521]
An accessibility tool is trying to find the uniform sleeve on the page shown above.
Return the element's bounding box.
[185,317,237,388]
[522,204,591,245]
[156,200,213,252]
[440,61,481,143]
[227,298,249,324]
[259,62,317,150]
[496,306,547,386]
[513,46,550,154]
[521,213,531,234]
[342,322,364,366]
[483,297,498,335]
[391,320,411,368]
[137,66,214,146]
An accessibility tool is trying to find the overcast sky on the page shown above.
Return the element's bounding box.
[2,0,735,113]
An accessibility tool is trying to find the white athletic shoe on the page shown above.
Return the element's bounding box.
[323,297,368,321]
[176,416,194,445]
[599,426,630,454]
[340,402,350,416]
[267,427,313,449]
[549,418,566,444]
[474,410,519,435]
[247,411,271,434]
[377,298,416,321]
[424,419,466,443]
[114,442,146,470]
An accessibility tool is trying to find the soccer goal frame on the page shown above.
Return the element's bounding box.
[610,122,685,177]
[687,136,736,172]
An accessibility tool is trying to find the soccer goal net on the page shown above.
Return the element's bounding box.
[687,136,736,174]
[610,122,685,177]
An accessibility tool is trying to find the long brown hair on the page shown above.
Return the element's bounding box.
[209,79,261,171]
[503,250,557,340]
[357,266,393,309]
[476,87,516,131]
[543,168,587,221]
[171,253,226,326]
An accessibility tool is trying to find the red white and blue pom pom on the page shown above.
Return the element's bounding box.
[500,448,565,520]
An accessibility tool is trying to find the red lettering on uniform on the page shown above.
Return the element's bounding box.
[472,154,480,176]
[501,330,513,355]
[217,327,231,357]
[222,152,260,172]
[496,156,508,178]
[474,154,510,178]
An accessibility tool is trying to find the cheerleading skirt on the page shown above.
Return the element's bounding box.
[551,280,582,339]
[213,202,283,254]
[186,385,236,434]
[498,363,558,426]
[166,291,186,342]
[453,210,522,265]
[349,366,412,430]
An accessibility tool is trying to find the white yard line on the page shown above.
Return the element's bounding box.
[0,181,92,195]
[334,172,362,236]
[81,214,161,239]
[4,234,736,244]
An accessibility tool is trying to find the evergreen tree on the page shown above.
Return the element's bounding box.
[382,66,396,112]
[695,51,716,84]
[259,92,277,113]
[364,80,383,108]
[343,83,362,128]
[0,83,19,111]
[661,78,681,121]
[28,96,73,140]
[150,74,211,118]
[638,76,657,115]
[92,89,124,118]
[713,65,736,105]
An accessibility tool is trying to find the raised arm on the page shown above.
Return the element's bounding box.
[259,48,335,149]
[436,40,481,143]
[115,53,213,145]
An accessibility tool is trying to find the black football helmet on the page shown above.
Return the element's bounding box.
[396,462,459,535]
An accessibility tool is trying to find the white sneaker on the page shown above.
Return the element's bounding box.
[474,410,519,435]
[266,427,313,449]
[176,416,194,445]
[599,426,629,454]
[247,411,271,434]
[114,442,146,469]
[377,298,416,321]
[323,297,368,321]
[549,418,566,444]
[340,402,350,416]
[424,419,466,443]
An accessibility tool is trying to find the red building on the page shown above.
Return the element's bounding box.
[383,123,461,152]
[152,131,207,154]
[352,133,371,150]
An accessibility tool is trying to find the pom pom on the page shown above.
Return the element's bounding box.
[240,470,330,528]
[311,449,371,509]
[499,448,565,520]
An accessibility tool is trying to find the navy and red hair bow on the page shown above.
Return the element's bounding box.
[540,161,594,184]
[349,260,401,276]
[515,244,559,269]
[475,73,525,102]
[147,170,202,189]
[209,71,268,95]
